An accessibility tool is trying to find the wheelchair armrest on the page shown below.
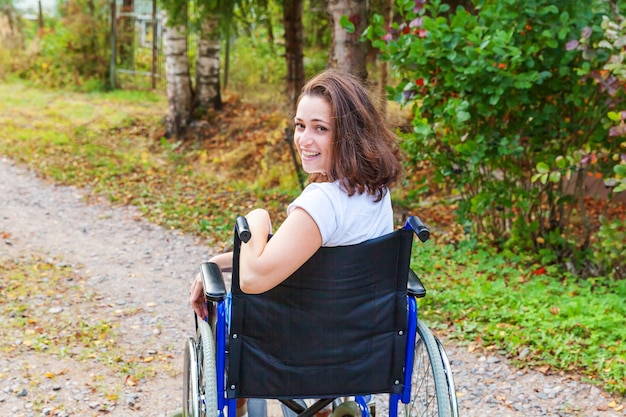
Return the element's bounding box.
[200,262,228,302]
[407,268,426,298]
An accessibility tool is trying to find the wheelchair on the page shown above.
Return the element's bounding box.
[183,215,459,417]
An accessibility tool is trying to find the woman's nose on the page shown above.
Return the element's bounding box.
[295,129,313,145]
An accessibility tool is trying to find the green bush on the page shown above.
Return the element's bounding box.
[411,238,626,395]
[593,217,626,278]
[366,0,624,269]
[18,0,110,90]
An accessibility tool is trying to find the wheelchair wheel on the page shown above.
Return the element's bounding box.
[198,318,219,417]
[400,320,452,417]
[183,319,218,417]
[435,337,459,417]
[183,337,201,417]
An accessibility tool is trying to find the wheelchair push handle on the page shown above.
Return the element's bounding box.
[235,216,252,243]
[404,216,430,243]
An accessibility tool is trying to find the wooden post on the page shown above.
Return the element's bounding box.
[37,1,44,33]
[151,0,157,89]
[109,0,117,90]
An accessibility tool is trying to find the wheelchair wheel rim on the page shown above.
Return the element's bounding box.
[183,337,201,417]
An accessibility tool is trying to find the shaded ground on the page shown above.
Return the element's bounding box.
[1,157,624,417]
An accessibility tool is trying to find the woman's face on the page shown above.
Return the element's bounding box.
[294,95,334,175]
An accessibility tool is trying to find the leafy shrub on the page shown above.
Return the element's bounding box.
[18,0,110,90]
[411,238,626,395]
[366,0,624,269]
[593,217,626,278]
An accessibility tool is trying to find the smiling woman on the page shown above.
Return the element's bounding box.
[190,68,403,300]
[189,68,404,417]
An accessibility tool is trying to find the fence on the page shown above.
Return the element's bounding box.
[109,0,165,90]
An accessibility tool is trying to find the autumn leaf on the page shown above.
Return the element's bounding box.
[125,375,139,386]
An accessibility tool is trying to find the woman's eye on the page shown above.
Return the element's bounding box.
[316,126,327,132]
[295,123,304,129]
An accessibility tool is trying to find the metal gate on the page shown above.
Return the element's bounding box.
[109,0,165,90]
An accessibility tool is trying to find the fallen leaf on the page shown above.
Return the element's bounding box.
[125,375,138,386]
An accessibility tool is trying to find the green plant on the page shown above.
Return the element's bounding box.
[366,0,622,268]
[592,217,626,278]
[410,239,626,396]
[565,14,626,195]
[18,0,110,90]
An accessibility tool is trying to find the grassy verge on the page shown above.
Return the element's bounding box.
[0,81,624,398]
[0,83,300,249]
[412,239,626,397]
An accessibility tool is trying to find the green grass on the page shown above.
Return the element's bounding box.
[412,239,626,395]
[0,80,624,399]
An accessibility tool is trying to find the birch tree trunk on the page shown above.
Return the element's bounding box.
[162,11,193,137]
[196,13,222,110]
[327,0,368,80]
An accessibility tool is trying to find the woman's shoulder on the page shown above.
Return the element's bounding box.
[300,180,344,197]
[304,181,389,203]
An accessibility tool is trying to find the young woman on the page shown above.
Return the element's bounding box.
[191,69,402,311]
[189,69,403,417]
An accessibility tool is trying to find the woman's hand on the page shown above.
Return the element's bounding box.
[189,272,208,320]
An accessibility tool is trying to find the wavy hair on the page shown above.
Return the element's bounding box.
[296,70,403,201]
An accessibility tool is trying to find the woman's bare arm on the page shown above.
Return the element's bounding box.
[239,207,322,294]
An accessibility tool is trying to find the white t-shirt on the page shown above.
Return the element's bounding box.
[287,181,394,247]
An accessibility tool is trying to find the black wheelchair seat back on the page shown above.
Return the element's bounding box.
[227,228,414,400]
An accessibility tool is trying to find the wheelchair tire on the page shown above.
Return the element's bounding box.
[400,320,452,417]
[198,318,219,417]
[435,337,459,417]
[183,337,201,417]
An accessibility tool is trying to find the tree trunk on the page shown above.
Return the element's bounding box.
[119,0,135,66]
[162,11,193,138]
[196,14,222,110]
[283,0,305,113]
[327,0,368,80]
[378,0,393,113]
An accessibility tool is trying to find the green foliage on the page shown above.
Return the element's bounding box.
[226,29,285,99]
[411,239,626,395]
[302,0,330,48]
[16,0,110,90]
[568,14,626,195]
[593,217,626,278]
[366,0,623,267]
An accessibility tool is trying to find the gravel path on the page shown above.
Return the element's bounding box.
[0,157,623,417]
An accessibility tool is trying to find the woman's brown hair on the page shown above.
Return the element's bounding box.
[296,69,403,201]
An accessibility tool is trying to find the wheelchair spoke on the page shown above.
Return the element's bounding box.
[398,320,452,417]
